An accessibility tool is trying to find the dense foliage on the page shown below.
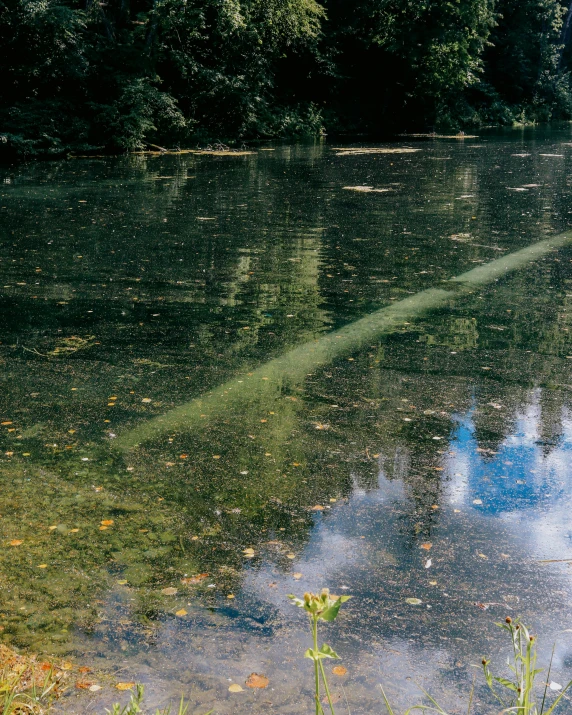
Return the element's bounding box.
[1,0,572,155]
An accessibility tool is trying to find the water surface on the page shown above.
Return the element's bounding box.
[2,131,572,713]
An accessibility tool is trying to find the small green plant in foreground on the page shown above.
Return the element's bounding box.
[288,589,352,715]
[380,616,572,715]
[106,684,210,715]
[0,663,63,715]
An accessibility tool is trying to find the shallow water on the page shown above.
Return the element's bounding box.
[2,130,572,713]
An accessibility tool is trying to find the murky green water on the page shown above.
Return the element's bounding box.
[3,131,572,713]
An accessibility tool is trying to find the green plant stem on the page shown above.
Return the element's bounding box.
[318,658,337,715]
[313,617,321,715]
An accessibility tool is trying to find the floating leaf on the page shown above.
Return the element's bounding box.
[161,587,178,596]
[245,673,269,689]
[229,684,244,693]
[181,573,209,585]
[332,666,348,676]
[405,598,422,605]
[116,682,136,691]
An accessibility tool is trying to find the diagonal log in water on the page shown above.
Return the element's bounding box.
[116,231,572,450]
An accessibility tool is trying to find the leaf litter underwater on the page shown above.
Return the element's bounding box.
[2,132,572,712]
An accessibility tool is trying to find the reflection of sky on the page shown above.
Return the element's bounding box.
[445,393,572,515]
[86,390,572,714]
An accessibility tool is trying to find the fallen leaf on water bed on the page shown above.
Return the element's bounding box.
[181,573,209,585]
[405,598,422,605]
[78,667,91,674]
[243,548,255,557]
[343,186,393,193]
[473,499,483,505]
[38,564,47,568]
[141,398,152,403]
[229,684,244,693]
[9,540,22,546]
[322,694,342,704]
[101,520,114,526]
[117,580,128,585]
[332,666,347,676]
[425,559,432,568]
[116,682,136,691]
[420,543,432,550]
[175,609,187,617]
[89,684,102,692]
[227,594,235,599]
[286,553,296,559]
[246,673,269,689]
[76,681,94,689]
[293,573,302,579]
[311,505,324,511]
[161,587,178,596]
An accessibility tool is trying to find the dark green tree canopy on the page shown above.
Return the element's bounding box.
[1,0,571,157]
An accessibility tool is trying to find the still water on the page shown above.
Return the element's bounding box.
[2,130,572,713]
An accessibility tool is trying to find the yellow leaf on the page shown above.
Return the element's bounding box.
[115,682,136,691]
[420,543,432,550]
[117,580,128,585]
[286,553,295,559]
[229,684,244,693]
[293,573,302,579]
[69,528,80,533]
[332,666,347,676]
[9,540,22,546]
[227,594,235,599]
[38,564,47,568]
[175,609,187,617]
[245,673,269,689]
[181,573,209,585]
[243,548,255,557]
[311,505,324,511]
[101,520,114,526]
[141,398,152,403]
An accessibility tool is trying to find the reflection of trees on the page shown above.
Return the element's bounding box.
[2,140,572,658]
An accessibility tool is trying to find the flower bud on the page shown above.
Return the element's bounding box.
[505,617,512,624]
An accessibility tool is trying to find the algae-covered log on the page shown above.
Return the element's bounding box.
[116,231,572,450]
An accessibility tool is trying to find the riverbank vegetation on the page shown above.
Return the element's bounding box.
[2,0,572,157]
